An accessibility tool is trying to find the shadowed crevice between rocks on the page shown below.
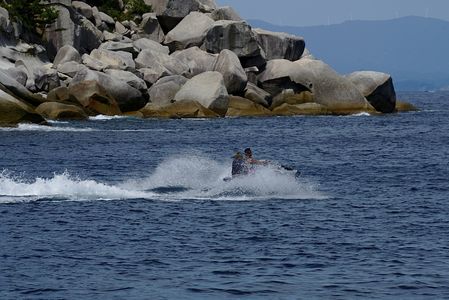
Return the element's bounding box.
[366,77,397,113]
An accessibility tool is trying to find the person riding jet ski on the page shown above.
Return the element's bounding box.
[225,148,300,181]
[231,152,247,177]
[243,147,268,174]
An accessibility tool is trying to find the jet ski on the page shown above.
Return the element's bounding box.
[223,162,300,182]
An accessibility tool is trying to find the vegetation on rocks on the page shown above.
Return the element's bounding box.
[123,0,152,18]
[0,0,418,126]
[86,0,152,21]
[1,0,58,32]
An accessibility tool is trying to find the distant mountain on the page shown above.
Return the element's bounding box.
[249,17,449,91]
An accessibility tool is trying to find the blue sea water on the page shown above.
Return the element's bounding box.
[0,91,448,299]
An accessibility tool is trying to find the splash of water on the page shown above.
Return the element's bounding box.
[0,170,152,203]
[0,155,327,203]
[89,115,130,121]
[347,112,372,117]
[0,124,95,132]
[123,155,327,201]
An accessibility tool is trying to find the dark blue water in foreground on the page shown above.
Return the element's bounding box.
[1,92,448,299]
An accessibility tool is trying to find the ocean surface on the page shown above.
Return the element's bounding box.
[1,91,448,299]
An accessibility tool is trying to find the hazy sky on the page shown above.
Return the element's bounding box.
[216,0,449,26]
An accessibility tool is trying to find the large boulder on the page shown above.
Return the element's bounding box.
[270,90,314,109]
[99,41,137,55]
[72,1,94,20]
[174,71,229,116]
[89,49,135,70]
[82,53,107,71]
[226,96,271,117]
[53,45,82,67]
[164,12,214,51]
[13,59,46,92]
[0,69,44,106]
[103,30,128,42]
[92,6,104,30]
[259,59,371,113]
[346,71,397,113]
[48,0,72,7]
[171,47,216,77]
[290,59,370,113]
[148,75,187,106]
[70,69,146,112]
[104,69,147,92]
[34,65,61,92]
[135,49,189,77]
[158,0,217,33]
[138,67,170,86]
[140,101,218,118]
[133,38,169,54]
[137,13,165,43]
[213,49,247,95]
[244,82,271,107]
[0,43,49,90]
[0,42,48,70]
[0,6,13,33]
[253,28,305,61]
[209,6,242,21]
[35,102,88,120]
[0,89,45,125]
[68,80,121,115]
[98,12,115,27]
[272,102,330,116]
[204,20,265,69]
[47,86,71,103]
[92,6,116,31]
[115,21,130,36]
[257,59,309,97]
[44,4,103,58]
[144,0,169,15]
[57,61,88,78]
[3,67,28,87]
[205,21,258,57]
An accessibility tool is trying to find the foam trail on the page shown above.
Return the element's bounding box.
[47,120,70,124]
[0,155,327,203]
[0,171,153,203]
[347,112,372,117]
[123,155,227,192]
[89,115,130,121]
[0,124,94,132]
[123,155,327,201]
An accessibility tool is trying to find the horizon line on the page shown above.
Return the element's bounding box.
[249,15,448,28]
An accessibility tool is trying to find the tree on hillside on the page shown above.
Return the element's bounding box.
[1,0,58,33]
[84,0,152,21]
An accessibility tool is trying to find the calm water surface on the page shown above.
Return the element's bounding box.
[1,92,448,299]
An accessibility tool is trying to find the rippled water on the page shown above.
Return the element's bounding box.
[1,92,449,299]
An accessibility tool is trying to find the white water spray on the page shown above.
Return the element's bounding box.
[0,155,327,203]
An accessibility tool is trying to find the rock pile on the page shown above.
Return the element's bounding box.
[0,0,414,125]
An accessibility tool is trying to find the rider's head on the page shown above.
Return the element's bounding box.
[232,152,242,159]
[244,148,252,158]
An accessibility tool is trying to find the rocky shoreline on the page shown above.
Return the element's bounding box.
[0,0,417,126]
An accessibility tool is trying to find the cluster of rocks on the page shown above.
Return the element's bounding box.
[0,0,415,125]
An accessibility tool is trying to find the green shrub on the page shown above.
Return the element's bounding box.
[1,0,58,32]
[124,0,152,17]
[88,0,152,21]
[1,0,152,34]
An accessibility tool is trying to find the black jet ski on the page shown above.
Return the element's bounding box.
[223,162,300,182]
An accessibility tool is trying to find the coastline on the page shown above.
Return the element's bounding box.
[0,0,417,126]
